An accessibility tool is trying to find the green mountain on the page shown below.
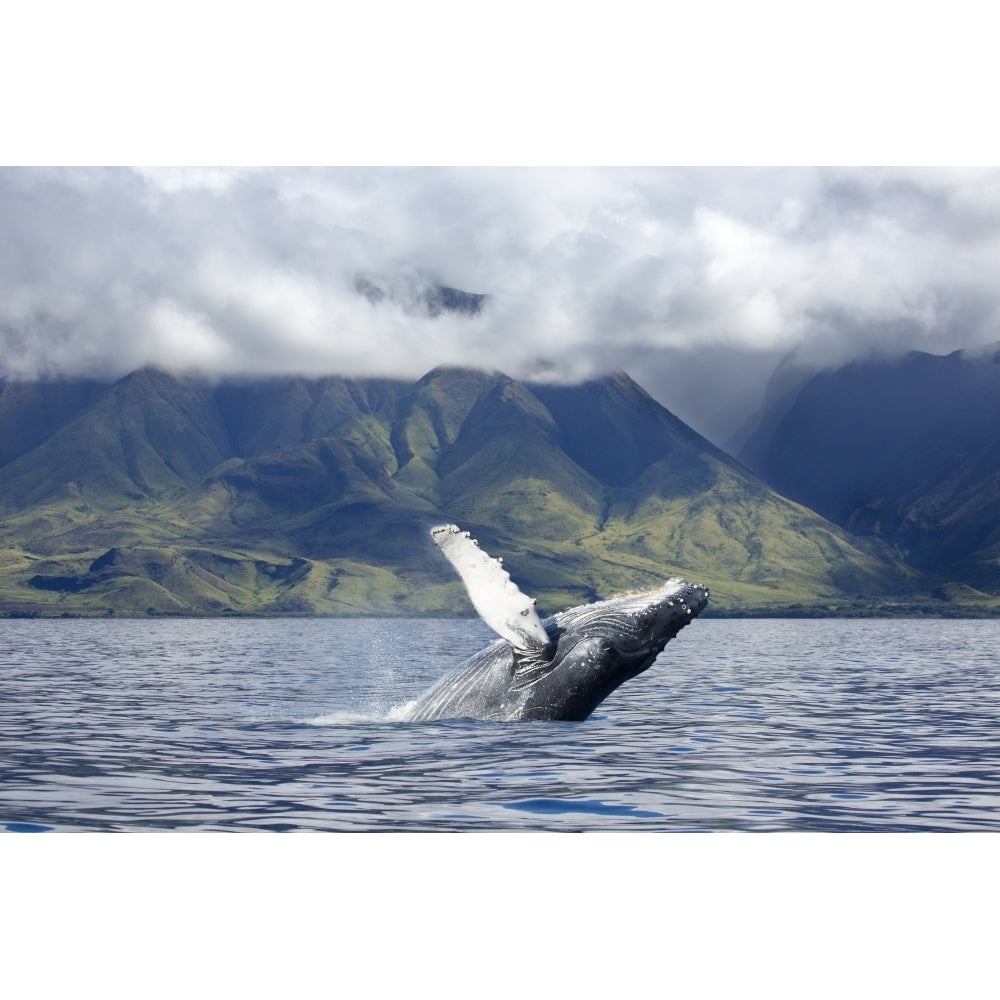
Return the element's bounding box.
[0,366,942,617]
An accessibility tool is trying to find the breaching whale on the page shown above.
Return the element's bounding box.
[404,525,709,722]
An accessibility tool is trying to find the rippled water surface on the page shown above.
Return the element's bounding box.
[2,617,998,831]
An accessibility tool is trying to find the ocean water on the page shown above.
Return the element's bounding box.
[1,616,998,832]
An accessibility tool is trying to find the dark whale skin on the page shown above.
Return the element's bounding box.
[405,578,709,722]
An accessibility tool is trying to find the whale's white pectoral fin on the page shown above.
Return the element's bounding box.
[431,524,551,653]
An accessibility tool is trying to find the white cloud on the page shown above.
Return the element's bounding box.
[146,300,232,370]
[3,166,1000,443]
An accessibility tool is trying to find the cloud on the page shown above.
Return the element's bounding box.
[3,166,1000,443]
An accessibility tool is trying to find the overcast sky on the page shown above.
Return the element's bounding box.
[4,165,1000,444]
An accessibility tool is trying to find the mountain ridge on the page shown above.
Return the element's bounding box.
[0,365,981,617]
[738,345,1000,595]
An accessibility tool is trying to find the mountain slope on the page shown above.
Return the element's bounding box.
[526,373,918,610]
[0,376,109,468]
[738,345,1000,594]
[0,365,944,616]
[0,368,232,509]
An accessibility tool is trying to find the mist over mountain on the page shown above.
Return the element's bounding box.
[8,167,1000,449]
[0,366,929,618]
[738,344,1000,596]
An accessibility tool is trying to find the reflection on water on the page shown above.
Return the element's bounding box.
[1,617,998,831]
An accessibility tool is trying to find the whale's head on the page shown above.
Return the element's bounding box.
[518,578,709,720]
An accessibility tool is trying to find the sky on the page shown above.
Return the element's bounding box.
[4,165,1000,445]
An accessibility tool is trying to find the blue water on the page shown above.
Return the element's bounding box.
[1,617,998,831]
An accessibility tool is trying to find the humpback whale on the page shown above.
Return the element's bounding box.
[405,525,709,722]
